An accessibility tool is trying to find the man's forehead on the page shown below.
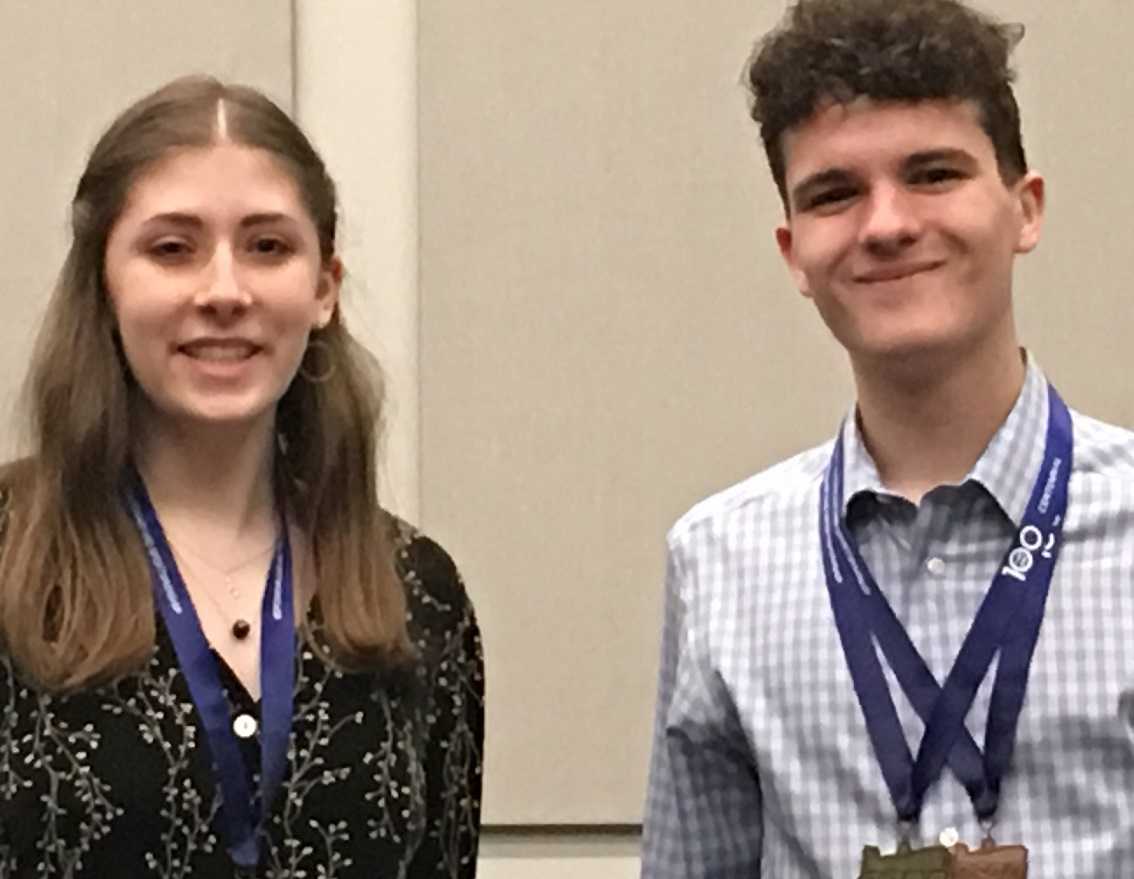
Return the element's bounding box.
[781,97,987,179]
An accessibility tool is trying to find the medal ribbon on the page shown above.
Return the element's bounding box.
[127,476,296,868]
[820,383,1071,823]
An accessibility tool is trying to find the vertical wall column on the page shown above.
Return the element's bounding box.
[293,0,420,522]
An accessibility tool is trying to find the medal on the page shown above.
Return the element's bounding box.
[950,838,1028,878]
[859,840,951,878]
[858,838,1027,879]
[826,383,1072,877]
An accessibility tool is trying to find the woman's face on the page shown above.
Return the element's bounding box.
[103,142,339,432]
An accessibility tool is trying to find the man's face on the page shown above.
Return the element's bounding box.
[775,98,1044,369]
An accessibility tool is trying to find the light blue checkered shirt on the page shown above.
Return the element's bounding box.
[641,359,1134,878]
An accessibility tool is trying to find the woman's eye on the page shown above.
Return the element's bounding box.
[150,240,189,257]
[251,237,291,256]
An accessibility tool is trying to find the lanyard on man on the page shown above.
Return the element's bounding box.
[820,383,1072,878]
[127,476,296,873]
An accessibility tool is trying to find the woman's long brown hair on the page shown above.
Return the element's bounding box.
[0,76,411,691]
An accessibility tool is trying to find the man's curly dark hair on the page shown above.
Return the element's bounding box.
[746,0,1028,208]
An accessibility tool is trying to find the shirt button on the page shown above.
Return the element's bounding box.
[926,557,946,576]
[233,713,258,739]
[939,826,960,847]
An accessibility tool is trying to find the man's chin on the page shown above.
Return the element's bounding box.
[845,334,968,375]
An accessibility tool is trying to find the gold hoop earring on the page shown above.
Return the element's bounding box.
[299,338,336,384]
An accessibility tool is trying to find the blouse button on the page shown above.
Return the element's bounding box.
[233,713,258,739]
[926,556,946,576]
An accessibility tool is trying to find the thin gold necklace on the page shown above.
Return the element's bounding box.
[170,535,277,601]
[169,541,275,641]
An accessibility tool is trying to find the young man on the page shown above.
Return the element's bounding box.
[641,1,1134,876]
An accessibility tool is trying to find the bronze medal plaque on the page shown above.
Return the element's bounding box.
[949,840,1027,878]
[859,841,953,878]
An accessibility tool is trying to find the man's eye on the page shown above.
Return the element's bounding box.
[914,167,963,185]
[808,187,856,209]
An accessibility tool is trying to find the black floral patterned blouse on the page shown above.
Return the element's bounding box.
[0,519,483,878]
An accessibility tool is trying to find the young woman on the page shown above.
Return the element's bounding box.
[0,76,483,878]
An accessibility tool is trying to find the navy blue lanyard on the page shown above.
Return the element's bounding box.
[126,478,296,869]
[820,383,1072,824]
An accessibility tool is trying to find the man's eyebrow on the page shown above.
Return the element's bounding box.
[790,168,856,208]
[904,148,978,168]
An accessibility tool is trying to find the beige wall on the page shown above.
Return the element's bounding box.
[1002,0,1134,423]
[293,0,421,521]
[419,0,823,826]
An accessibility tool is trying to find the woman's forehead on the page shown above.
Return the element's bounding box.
[120,143,306,222]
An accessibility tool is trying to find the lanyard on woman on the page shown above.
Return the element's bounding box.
[126,476,296,870]
[820,382,1071,829]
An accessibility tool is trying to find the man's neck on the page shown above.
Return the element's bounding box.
[133,408,279,553]
[851,337,1027,504]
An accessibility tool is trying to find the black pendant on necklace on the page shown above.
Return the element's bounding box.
[232,619,252,640]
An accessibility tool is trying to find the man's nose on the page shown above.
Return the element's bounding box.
[859,183,922,255]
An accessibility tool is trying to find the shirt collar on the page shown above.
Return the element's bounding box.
[839,352,1049,528]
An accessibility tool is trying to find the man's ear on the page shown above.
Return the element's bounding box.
[1014,171,1045,254]
[775,224,812,298]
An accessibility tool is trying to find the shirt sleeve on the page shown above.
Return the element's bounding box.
[0,663,10,877]
[640,532,763,879]
[403,537,485,879]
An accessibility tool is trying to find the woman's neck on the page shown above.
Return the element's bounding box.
[851,337,1027,504]
[133,409,279,550]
